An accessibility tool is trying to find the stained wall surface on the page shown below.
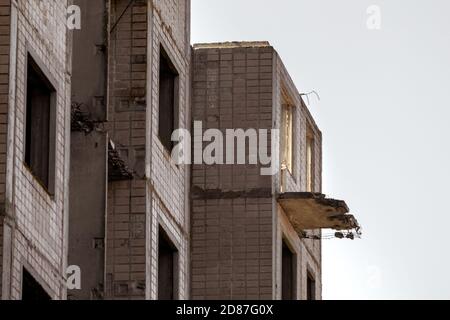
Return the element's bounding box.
[191,42,323,300]
[105,0,191,300]
[1,0,72,300]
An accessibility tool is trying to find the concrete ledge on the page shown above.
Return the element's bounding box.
[278,192,359,231]
[191,186,272,200]
[193,41,271,49]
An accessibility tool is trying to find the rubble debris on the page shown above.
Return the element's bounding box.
[71,102,102,134]
[108,140,133,181]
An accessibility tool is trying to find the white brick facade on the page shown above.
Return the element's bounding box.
[105,0,191,300]
[146,0,190,300]
[273,53,323,299]
[1,0,71,300]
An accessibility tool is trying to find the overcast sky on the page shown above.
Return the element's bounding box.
[191,0,450,300]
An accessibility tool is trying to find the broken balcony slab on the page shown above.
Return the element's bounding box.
[278,192,359,231]
[108,140,133,181]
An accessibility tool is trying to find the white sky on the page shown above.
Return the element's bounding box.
[191,0,450,299]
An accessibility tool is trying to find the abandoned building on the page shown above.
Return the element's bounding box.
[191,42,359,299]
[0,0,359,300]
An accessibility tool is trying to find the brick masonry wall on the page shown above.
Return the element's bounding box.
[106,0,190,300]
[147,0,190,300]
[191,43,275,299]
[106,0,148,299]
[192,43,323,300]
[192,44,274,193]
[278,204,322,299]
[0,1,10,208]
[2,0,71,299]
[273,53,323,299]
[0,0,10,297]
[191,197,273,299]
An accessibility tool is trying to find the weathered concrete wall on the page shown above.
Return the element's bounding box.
[191,43,275,299]
[272,53,323,299]
[106,0,191,300]
[71,0,107,121]
[68,132,107,300]
[68,0,108,300]
[1,0,71,299]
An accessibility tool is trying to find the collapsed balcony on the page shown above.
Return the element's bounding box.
[108,140,133,181]
[278,192,360,238]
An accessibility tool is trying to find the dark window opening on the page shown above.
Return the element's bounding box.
[22,268,51,301]
[25,54,56,193]
[158,45,179,152]
[307,272,316,301]
[282,239,296,300]
[158,227,179,300]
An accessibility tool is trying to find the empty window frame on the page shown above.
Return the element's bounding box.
[282,104,294,173]
[158,45,179,152]
[307,271,316,301]
[158,227,179,300]
[306,125,315,192]
[281,239,297,300]
[22,268,51,301]
[25,53,56,194]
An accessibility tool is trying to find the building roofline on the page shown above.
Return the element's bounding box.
[193,41,271,49]
[192,40,322,135]
[274,52,322,136]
